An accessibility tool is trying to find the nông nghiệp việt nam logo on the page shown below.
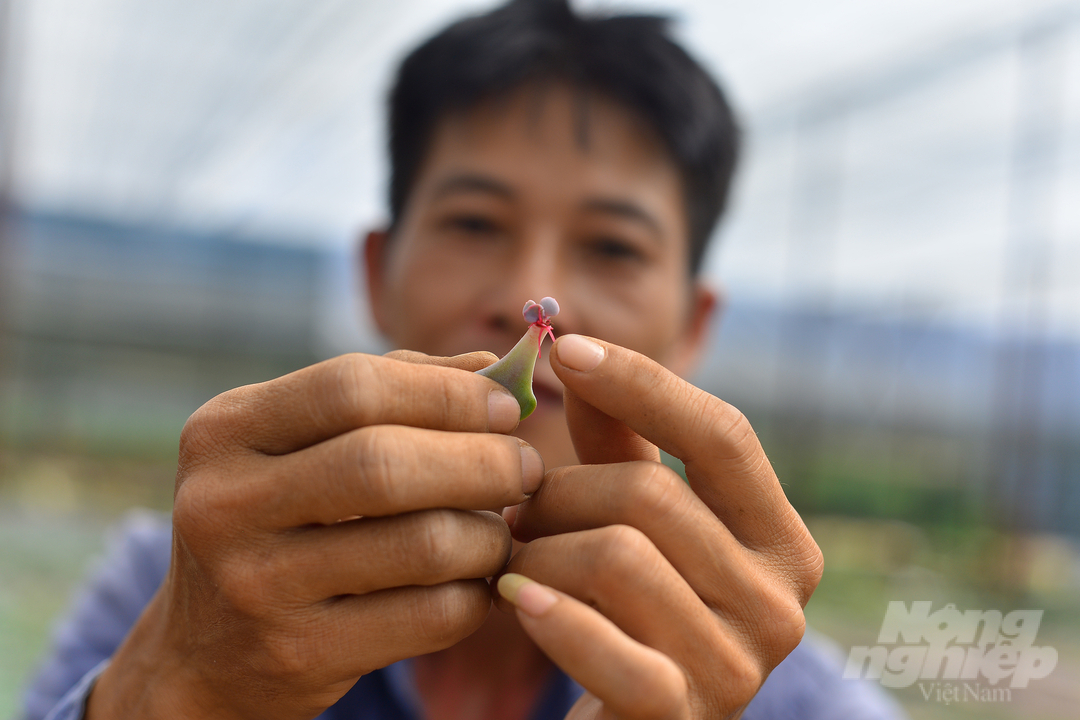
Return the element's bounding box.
[844,601,1058,703]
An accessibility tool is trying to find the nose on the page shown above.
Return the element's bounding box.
[483,231,565,336]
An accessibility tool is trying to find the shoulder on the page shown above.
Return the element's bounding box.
[21,511,171,720]
[743,628,908,720]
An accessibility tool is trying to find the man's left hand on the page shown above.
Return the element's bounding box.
[496,334,823,720]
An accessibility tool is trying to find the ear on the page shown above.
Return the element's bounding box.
[665,282,720,378]
[362,229,391,337]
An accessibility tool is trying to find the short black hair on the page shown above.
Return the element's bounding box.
[388,0,740,276]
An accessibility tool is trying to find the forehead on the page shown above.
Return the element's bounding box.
[408,84,689,243]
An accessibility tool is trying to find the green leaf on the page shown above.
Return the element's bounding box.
[476,325,544,420]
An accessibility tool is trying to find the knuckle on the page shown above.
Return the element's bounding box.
[215,552,281,619]
[799,536,825,603]
[590,524,658,581]
[753,582,809,668]
[415,511,462,576]
[172,462,258,543]
[172,475,235,548]
[705,402,764,470]
[763,512,825,606]
[431,372,466,426]
[178,392,243,467]
[353,426,401,509]
[625,661,688,720]
[331,354,379,425]
[171,480,211,539]
[610,523,655,556]
[177,413,211,463]
[403,511,509,580]
[255,629,315,683]
[725,651,766,708]
[771,603,808,661]
[688,633,762,717]
[411,582,487,647]
[620,462,688,521]
[719,403,753,442]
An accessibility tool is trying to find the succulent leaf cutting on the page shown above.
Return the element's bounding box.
[476,297,559,420]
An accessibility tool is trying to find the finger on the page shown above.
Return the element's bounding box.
[309,580,494,681]
[508,461,752,606]
[243,427,544,527]
[497,574,690,720]
[563,386,660,465]
[183,353,520,458]
[279,510,511,599]
[507,470,809,659]
[500,531,796,709]
[550,334,795,551]
[499,527,740,664]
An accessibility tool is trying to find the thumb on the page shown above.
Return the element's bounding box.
[384,349,500,373]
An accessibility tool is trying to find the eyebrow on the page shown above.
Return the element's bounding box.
[432,173,515,201]
[432,172,665,243]
[582,197,664,242]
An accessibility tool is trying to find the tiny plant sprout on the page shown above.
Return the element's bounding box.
[476,297,559,420]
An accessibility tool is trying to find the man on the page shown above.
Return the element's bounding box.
[24,1,903,718]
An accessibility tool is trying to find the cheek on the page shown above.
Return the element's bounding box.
[383,247,477,349]
[568,271,688,361]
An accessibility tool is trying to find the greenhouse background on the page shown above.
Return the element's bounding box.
[1,1,1079,718]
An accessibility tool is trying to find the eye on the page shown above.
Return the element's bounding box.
[446,214,500,235]
[588,237,644,263]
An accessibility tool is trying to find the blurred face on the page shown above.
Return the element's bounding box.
[367,84,715,466]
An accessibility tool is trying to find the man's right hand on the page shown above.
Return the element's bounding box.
[86,351,542,720]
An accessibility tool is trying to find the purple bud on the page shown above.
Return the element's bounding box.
[539,297,560,319]
[523,302,541,324]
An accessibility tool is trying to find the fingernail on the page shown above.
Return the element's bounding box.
[556,335,605,372]
[497,573,558,617]
[501,503,520,528]
[488,390,521,432]
[519,444,544,495]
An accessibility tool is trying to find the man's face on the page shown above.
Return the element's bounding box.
[367,84,715,465]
